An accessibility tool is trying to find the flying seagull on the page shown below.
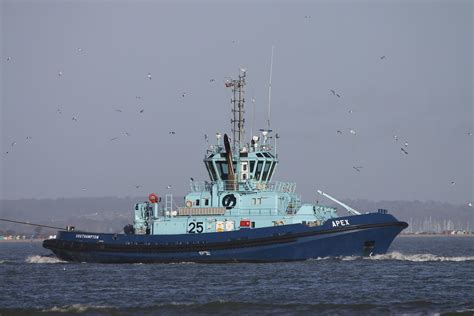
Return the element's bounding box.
[139,109,144,113]
[147,72,152,80]
[124,131,131,137]
[468,202,473,207]
[114,109,123,113]
[335,93,341,98]
[182,92,187,98]
[169,131,176,135]
[380,56,386,60]
[11,142,16,147]
[450,181,456,186]
[353,166,363,172]
[330,90,335,96]
[166,185,172,189]
[72,116,78,122]
[58,70,63,77]
[349,129,356,135]
[337,130,343,134]
[401,147,408,155]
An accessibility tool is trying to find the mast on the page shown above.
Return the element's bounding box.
[267,46,274,129]
[227,69,246,151]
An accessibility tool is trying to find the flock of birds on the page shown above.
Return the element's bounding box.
[329,60,412,172]
[3,49,473,207]
[327,55,472,207]
[3,53,221,194]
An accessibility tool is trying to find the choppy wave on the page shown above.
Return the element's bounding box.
[42,304,112,313]
[25,255,66,264]
[36,301,380,314]
[0,300,469,315]
[5,300,456,315]
[368,251,474,262]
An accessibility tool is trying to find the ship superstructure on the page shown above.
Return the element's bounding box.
[132,69,336,236]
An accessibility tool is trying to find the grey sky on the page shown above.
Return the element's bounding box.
[1,0,472,204]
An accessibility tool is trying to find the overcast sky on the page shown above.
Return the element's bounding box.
[1,0,472,204]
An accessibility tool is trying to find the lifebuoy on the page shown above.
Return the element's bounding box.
[148,193,159,204]
[185,200,193,208]
[222,194,237,209]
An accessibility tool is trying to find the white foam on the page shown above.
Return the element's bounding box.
[42,304,111,313]
[367,251,474,262]
[309,251,474,262]
[25,255,66,264]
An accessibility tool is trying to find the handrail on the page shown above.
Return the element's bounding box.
[189,180,296,193]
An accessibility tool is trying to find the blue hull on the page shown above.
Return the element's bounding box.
[43,213,407,263]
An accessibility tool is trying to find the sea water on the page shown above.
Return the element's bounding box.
[0,236,473,315]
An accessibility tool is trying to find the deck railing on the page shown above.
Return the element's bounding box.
[190,180,296,193]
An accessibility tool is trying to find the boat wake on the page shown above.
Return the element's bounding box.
[25,255,66,264]
[310,251,474,262]
[368,251,474,262]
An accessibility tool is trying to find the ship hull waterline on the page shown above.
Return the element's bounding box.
[43,215,408,263]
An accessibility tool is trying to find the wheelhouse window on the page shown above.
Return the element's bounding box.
[255,161,264,180]
[206,161,218,181]
[268,161,277,181]
[216,161,229,180]
[250,160,255,174]
[262,162,272,181]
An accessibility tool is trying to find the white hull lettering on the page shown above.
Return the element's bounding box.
[75,234,99,239]
[332,219,350,227]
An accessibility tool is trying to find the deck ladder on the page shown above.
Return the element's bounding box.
[165,194,173,212]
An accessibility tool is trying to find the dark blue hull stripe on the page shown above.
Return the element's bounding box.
[43,221,407,256]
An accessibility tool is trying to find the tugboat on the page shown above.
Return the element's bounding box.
[43,69,408,263]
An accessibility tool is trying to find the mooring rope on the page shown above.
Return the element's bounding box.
[0,218,64,230]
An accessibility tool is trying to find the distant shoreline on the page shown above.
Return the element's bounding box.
[0,239,43,243]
